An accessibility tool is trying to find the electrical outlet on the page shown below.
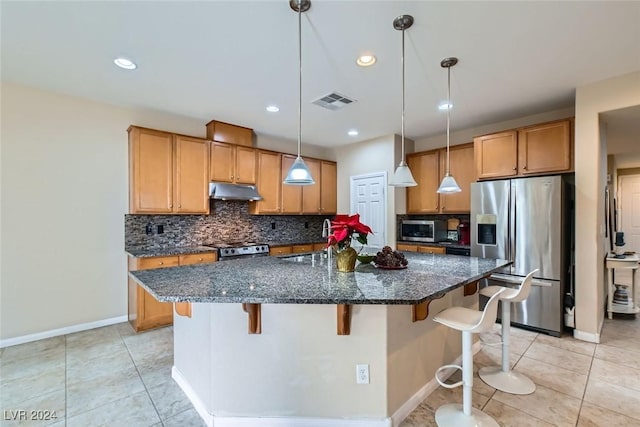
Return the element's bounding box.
[271,222,276,230]
[356,364,369,384]
[145,224,153,235]
[157,225,164,234]
[304,222,309,229]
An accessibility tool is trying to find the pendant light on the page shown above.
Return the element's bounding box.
[389,15,417,187]
[437,57,462,193]
[283,0,315,186]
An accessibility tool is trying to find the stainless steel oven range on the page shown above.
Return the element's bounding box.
[207,242,270,261]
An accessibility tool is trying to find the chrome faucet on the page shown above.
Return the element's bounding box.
[321,218,333,266]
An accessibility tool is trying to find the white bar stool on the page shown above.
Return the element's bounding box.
[432,287,505,427]
[478,269,538,395]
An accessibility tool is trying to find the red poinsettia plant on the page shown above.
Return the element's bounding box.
[327,214,373,252]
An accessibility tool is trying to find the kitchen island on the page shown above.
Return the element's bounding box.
[129,252,510,427]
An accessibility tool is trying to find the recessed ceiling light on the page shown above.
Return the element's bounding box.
[266,105,280,112]
[438,102,453,111]
[356,55,377,67]
[348,129,359,137]
[113,57,137,70]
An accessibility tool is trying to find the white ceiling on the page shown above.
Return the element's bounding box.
[2,1,639,147]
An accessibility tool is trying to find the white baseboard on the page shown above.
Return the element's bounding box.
[172,367,392,427]
[390,341,482,427]
[0,315,128,348]
[573,328,601,343]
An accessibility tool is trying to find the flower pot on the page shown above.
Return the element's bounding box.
[335,247,357,272]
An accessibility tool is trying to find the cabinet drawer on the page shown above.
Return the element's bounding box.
[397,243,418,252]
[313,243,327,251]
[292,244,313,254]
[130,255,179,271]
[417,246,446,255]
[179,252,217,265]
[270,246,293,256]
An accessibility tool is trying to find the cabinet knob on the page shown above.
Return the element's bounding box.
[198,258,203,261]
[231,175,234,180]
[523,165,527,170]
[512,166,517,170]
[170,204,173,208]
[159,261,164,265]
[179,204,182,208]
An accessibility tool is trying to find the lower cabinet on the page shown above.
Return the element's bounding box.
[396,243,445,254]
[128,252,217,332]
[269,243,325,256]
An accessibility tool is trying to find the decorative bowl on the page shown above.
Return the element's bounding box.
[357,254,375,264]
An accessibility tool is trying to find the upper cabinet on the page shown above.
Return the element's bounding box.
[129,126,209,214]
[407,150,440,213]
[438,143,475,213]
[475,119,572,180]
[319,161,337,214]
[406,143,475,214]
[209,141,256,184]
[281,154,303,214]
[206,120,253,147]
[248,150,282,214]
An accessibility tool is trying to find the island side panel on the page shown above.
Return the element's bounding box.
[208,303,388,419]
[386,286,477,415]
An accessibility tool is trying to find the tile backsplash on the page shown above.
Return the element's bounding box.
[125,201,331,251]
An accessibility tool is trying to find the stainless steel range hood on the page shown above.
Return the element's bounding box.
[209,182,263,201]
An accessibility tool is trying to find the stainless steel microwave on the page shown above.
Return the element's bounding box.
[401,220,447,242]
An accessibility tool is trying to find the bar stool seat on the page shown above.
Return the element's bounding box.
[432,287,505,427]
[478,269,538,395]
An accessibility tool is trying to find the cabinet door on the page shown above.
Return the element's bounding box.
[281,155,302,214]
[175,135,209,214]
[129,127,174,213]
[474,131,518,179]
[302,158,321,214]
[249,150,282,214]
[397,243,418,252]
[320,161,337,214]
[439,143,474,213]
[235,146,257,184]
[207,121,253,147]
[269,246,293,255]
[139,284,174,330]
[518,120,571,175]
[210,141,234,183]
[417,246,446,254]
[406,151,440,213]
[292,244,313,253]
[178,252,217,265]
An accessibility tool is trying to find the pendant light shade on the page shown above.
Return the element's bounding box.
[437,57,461,194]
[389,15,417,188]
[284,0,315,186]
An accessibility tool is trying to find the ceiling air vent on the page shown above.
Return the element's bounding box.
[312,92,357,111]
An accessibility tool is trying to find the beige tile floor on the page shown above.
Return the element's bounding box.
[0,323,205,427]
[401,315,640,427]
[1,316,639,426]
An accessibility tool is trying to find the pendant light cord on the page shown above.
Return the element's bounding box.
[297,2,302,159]
[401,26,406,163]
[446,64,451,175]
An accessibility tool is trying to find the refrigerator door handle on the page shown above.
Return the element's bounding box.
[509,180,516,271]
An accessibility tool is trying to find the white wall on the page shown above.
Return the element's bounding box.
[414,107,575,152]
[332,134,413,247]
[255,133,334,161]
[574,71,640,339]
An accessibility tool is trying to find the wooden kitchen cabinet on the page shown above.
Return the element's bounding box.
[438,143,475,213]
[474,119,573,180]
[417,246,446,255]
[313,243,327,251]
[397,243,419,252]
[302,158,322,214]
[128,252,217,332]
[206,120,253,147]
[518,120,571,175]
[292,244,314,253]
[209,141,256,184]
[129,126,209,214]
[407,151,440,213]
[320,161,337,214]
[281,155,303,214]
[269,246,293,256]
[249,150,282,214]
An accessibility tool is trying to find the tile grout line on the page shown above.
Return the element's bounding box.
[119,328,165,426]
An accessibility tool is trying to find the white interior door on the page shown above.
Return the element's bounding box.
[350,172,386,250]
[616,174,640,289]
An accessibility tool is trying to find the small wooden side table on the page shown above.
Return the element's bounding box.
[606,254,639,319]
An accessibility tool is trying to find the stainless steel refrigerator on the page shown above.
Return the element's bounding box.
[472,175,574,336]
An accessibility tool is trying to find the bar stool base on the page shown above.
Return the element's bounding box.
[478,366,536,395]
[435,404,499,427]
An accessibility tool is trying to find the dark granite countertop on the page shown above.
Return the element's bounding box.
[129,252,509,305]
[125,246,218,258]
